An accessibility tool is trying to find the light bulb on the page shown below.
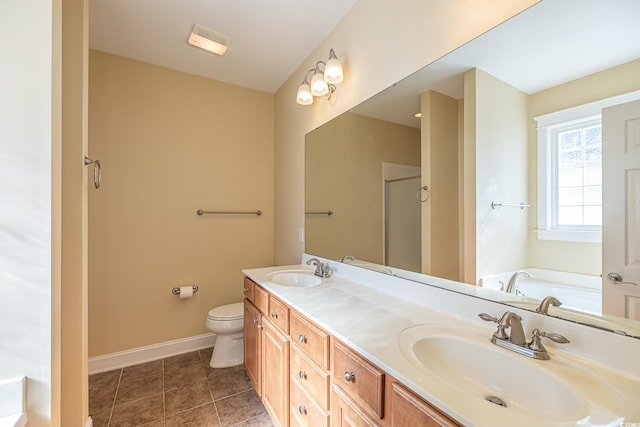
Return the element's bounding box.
[311,72,329,96]
[296,82,313,105]
[324,57,343,84]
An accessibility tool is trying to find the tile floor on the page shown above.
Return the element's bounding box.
[89,347,273,427]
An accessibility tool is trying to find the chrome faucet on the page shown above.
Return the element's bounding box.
[536,296,562,314]
[504,271,532,293]
[306,258,332,278]
[479,311,569,360]
[340,255,355,262]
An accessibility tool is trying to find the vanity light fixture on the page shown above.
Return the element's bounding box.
[188,24,230,56]
[296,49,344,105]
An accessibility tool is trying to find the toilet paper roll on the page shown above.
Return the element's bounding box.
[179,286,193,299]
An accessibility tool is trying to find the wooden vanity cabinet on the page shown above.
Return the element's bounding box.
[242,276,460,427]
[243,278,290,427]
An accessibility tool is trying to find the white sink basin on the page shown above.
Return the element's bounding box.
[266,270,322,288]
[398,324,628,424]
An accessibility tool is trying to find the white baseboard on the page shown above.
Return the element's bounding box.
[88,333,216,374]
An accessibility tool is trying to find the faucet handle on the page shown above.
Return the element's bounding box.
[528,328,570,352]
[478,313,509,339]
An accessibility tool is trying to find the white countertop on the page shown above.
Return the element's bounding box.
[243,260,640,427]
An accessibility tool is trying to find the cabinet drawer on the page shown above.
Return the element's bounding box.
[290,345,330,410]
[290,377,329,427]
[290,311,330,370]
[254,284,269,315]
[332,340,384,419]
[268,295,290,334]
[243,277,255,303]
[391,382,460,427]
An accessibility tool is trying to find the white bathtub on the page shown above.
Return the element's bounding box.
[479,268,602,314]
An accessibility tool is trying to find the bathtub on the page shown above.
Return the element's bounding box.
[479,268,602,314]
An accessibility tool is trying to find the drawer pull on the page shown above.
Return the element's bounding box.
[252,318,258,324]
[243,287,249,292]
[257,324,263,330]
[298,335,308,344]
[298,405,307,415]
[271,311,278,318]
[344,371,355,382]
[298,370,307,380]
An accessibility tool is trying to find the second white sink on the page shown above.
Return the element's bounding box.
[398,324,628,424]
[266,270,322,288]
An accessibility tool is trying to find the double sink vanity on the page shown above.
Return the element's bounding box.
[241,256,640,427]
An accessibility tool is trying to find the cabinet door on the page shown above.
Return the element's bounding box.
[332,386,380,427]
[262,317,290,427]
[391,382,460,427]
[244,300,262,395]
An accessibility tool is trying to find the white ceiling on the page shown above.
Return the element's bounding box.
[352,0,640,128]
[89,0,358,93]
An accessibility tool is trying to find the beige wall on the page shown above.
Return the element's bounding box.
[88,51,275,356]
[421,90,460,280]
[472,69,529,281]
[305,112,420,263]
[527,59,640,275]
[273,0,540,265]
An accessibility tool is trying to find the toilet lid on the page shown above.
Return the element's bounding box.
[208,302,244,320]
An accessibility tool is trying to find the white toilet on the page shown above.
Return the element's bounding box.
[205,302,244,368]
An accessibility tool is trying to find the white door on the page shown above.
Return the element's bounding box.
[602,100,640,319]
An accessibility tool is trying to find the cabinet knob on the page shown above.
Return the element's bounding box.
[243,287,249,292]
[271,311,278,318]
[253,318,258,324]
[257,324,263,330]
[298,406,307,415]
[298,370,307,380]
[344,371,355,382]
[298,335,308,344]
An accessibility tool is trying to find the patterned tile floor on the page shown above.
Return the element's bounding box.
[89,348,273,426]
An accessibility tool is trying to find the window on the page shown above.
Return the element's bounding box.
[536,109,604,242]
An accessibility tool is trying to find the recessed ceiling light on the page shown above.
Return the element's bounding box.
[188,24,230,56]
[414,112,422,118]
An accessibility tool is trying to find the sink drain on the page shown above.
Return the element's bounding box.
[485,396,507,407]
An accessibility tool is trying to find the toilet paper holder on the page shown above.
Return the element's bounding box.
[172,285,199,296]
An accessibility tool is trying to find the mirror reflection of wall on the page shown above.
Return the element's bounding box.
[304,0,640,334]
[305,112,420,265]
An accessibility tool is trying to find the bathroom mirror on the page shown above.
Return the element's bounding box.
[305,0,640,338]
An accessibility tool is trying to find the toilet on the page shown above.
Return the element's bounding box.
[205,302,244,368]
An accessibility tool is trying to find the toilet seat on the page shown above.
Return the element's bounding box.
[207,302,243,321]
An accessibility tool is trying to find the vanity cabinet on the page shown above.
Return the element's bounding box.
[243,278,290,426]
[243,276,460,427]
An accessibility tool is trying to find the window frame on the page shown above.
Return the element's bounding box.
[535,91,640,243]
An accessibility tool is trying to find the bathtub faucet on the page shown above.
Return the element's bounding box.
[536,296,562,314]
[505,271,532,294]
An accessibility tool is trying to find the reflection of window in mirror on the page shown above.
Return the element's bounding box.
[534,95,640,244]
[537,113,602,243]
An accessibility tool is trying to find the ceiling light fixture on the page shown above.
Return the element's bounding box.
[296,49,343,106]
[188,24,230,56]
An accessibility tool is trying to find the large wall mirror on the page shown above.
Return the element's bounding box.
[305,0,640,338]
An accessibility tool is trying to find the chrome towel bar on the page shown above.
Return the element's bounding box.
[305,211,334,216]
[197,210,262,216]
[491,202,530,210]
